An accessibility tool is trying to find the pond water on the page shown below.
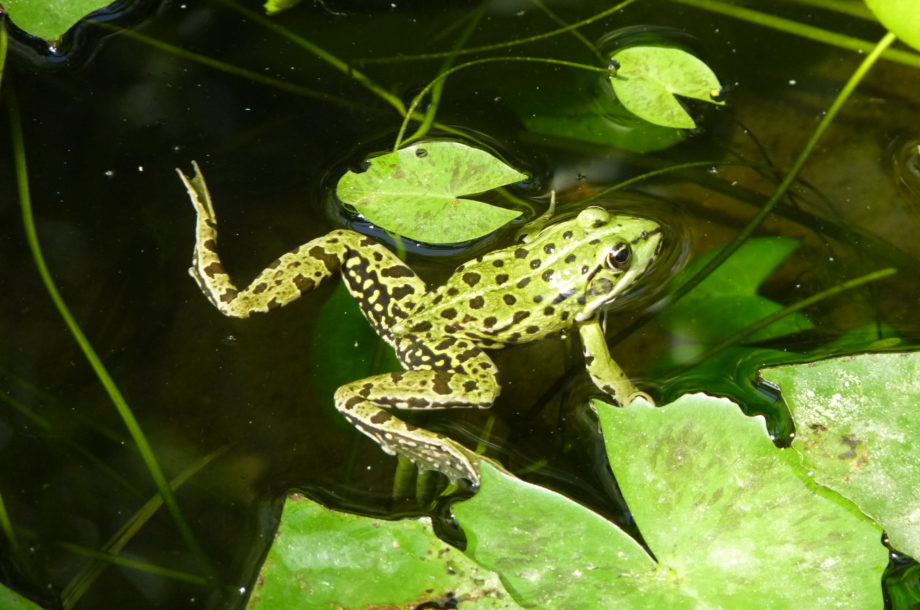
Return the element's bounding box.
[1,0,919,607]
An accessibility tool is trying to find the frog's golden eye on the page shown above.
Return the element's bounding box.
[606,242,631,270]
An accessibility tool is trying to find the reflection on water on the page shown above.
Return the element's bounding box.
[1,0,918,607]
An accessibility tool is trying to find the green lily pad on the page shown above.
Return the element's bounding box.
[599,395,887,607]
[247,494,519,609]
[0,582,43,610]
[310,281,401,422]
[762,352,920,559]
[264,0,303,16]
[454,395,886,607]
[455,463,660,607]
[866,0,920,53]
[610,46,724,129]
[336,141,526,244]
[3,0,112,42]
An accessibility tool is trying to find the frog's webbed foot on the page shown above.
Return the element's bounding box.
[342,400,482,486]
[334,367,501,488]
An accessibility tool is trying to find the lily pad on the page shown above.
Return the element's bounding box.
[0,582,43,610]
[610,46,724,129]
[454,395,886,607]
[336,141,526,243]
[247,494,518,609]
[762,352,920,559]
[599,395,887,608]
[3,0,112,42]
[866,0,920,53]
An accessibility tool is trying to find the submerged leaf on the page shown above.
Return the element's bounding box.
[762,353,920,559]
[657,237,813,368]
[336,141,526,243]
[610,46,724,129]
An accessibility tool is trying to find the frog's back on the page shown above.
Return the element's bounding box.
[398,229,598,346]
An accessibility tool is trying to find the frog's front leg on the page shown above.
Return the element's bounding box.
[335,340,500,485]
[578,318,652,407]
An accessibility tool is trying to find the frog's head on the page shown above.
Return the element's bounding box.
[573,207,663,322]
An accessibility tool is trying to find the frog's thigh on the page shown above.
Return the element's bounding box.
[334,370,499,484]
[578,318,646,407]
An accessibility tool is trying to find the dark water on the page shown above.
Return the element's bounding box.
[1,0,919,607]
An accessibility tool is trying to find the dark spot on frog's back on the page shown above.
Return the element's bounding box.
[410,321,433,333]
[543,243,555,254]
[516,277,531,289]
[462,272,481,287]
[512,311,530,324]
[469,296,485,309]
[514,248,528,259]
[495,274,509,285]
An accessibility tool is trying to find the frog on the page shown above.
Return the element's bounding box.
[178,161,663,486]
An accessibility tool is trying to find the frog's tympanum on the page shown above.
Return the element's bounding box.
[179,162,663,485]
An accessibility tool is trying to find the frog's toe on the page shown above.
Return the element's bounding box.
[405,438,481,488]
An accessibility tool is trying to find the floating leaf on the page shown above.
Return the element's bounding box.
[246,494,518,609]
[0,582,43,610]
[3,0,113,42]
[598,395,886,607]
[310,281,401,423]
[454,395,886,607]
[336,141,526,243]
[866,0,920,53]
[610,46,724,129]
[762,353,920,559]
[264,0,303,16]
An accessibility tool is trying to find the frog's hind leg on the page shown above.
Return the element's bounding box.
[179,162,413,320]
[335,338,500,485]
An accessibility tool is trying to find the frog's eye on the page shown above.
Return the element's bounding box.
[606,242,631,270]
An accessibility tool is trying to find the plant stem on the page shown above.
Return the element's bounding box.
[359,0,639,64]
[617,31,898,342]
[6,88,213,580]
[394,56,608,149]
[220,0,407,116]
[669,0,920,69]
[668,267,898,377]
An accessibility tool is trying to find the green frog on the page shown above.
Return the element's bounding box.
[178,162,663,485]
